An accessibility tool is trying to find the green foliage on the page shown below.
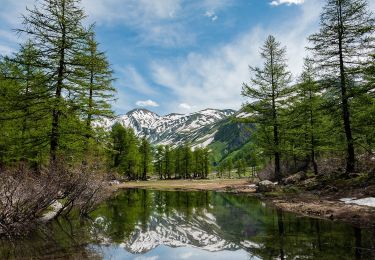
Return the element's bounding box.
[239,0,375,177]
[0,0,115,169]
[242,35,292,181]
[152,144,210,179]
[0,43,49,166]
[308,0,375,173]
[139,137,152,180]
[110,123,141,179]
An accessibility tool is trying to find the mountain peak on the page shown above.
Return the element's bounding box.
[126,108,159,117]
[98,108,236,147]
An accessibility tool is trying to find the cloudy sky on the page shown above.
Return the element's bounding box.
[1,0,373,115]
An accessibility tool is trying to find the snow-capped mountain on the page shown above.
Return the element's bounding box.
[118,209,240,254]
[94,208,259,255]
[99,108,236,147]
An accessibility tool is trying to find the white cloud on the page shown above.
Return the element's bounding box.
[0,44,15,56]
[179,103,193,110]
[116,66,156,95]
[0,0,234,50]
[151,0,322,112]
[80,0,193,47]
[205,10,218,21]
[270,0,305,6]
[136,99,159,107]
[81,0,182,22]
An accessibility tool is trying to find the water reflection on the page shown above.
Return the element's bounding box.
[1,189,375,259]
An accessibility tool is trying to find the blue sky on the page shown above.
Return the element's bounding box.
[1,0,374,115]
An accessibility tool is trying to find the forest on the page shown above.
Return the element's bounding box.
[238,0,374,182]
[0,0,374,243]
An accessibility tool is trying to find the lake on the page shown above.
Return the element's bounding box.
[1,189,374,259]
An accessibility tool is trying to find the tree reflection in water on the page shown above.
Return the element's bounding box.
[0,189,374,259]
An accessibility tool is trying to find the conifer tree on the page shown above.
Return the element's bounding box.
[226,158,233,179]
[181,145,192,179]
[139,137,152,180]
[236,159,246,178]
[73,27,116,151]
[242,35,292,182]
[0,42,49,165]
[18,0,88,162]
[202,148,210,178]
[285,59,323,174]
[164,145,173,179]
[308,0,375,173]
[154,145,164,179]
[110,124,140,179]
[174,147,182,179]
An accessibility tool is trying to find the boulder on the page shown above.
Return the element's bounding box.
[283,172,306,185]
[256,180,276,193]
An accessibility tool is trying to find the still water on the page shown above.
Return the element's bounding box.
[1,189,374,259]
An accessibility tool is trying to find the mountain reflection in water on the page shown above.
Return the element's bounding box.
[1,189,374,259]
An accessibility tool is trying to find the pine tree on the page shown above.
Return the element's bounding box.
[285,59,324,174]
[226,158,233,179]
[73,27,116,151]
[110,124,140,179]
[202,148,210,178]
[111,123,127,168]
[182,145,192,179]
[164,145,173,179]
[308,0,375,173]
[174,147,182,179]
[139,137,152,180]
[18,0,89,162]
[236,159,246,178]
[0,42,49,166]
[154,145,164,179]
[242,35,292,182]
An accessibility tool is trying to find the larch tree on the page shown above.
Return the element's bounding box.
[242,35,292,182]
[18,0,88,162]
[0,42,50,165]
[139,137,152,180]
[308,0,375,173]
[164,145,173,179]
[154,145,164,179]
[10,42,50,163]
[73,27,116,152]
[286,59,323,175]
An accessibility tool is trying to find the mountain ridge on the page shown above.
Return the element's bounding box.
[99,108,237,148]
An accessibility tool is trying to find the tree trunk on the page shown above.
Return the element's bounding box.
[50,1,66,163]
[270,47,281,182]
[338,2,355,173]
[309,89,318,175]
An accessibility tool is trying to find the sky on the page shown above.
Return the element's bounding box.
[1,0,374,115]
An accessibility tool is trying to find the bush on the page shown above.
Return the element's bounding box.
[0,163,109,238]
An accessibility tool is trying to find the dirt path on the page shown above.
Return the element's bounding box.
[114,179,256,192]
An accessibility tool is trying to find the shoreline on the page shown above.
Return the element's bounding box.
[113,179,375,227]
[113,179,257,192]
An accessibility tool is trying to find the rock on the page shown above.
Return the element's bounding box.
[283,172,306,185]
[40,201,63,222]
[109,180,120,186]
[256,180,276,193]
[325,185,338,193]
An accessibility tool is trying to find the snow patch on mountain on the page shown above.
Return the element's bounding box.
[96,108,235,147]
